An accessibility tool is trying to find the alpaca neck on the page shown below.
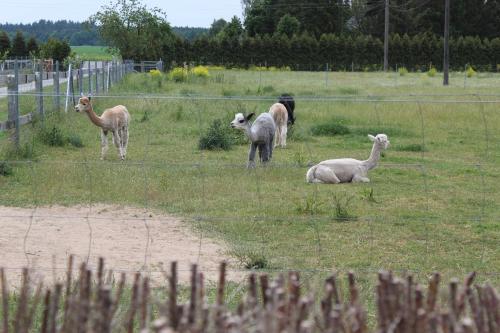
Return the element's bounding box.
[85,105,104,128]
[364,143,381,170]
[244,123,259,142]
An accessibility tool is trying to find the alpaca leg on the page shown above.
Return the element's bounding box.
[352,174,370,183]
[269,134,274,159]
[100,130,109,160]
[306,165,341,184]
[274,128,280,148]
[112,130,124,160]
[121,126,129,158]
[281,125,287,148]
[247,143,257,168]
[261,144,269,164]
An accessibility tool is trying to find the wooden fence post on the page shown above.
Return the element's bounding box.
[54,61,60,113]
[36,59,44,120]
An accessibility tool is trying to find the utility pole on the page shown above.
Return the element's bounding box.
[443,0,450,85]
[383,0,389,71]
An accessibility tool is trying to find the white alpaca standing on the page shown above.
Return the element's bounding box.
[230,112,275,168]
[75,96,131,160]
[268,103,288,148]
[306,134,390,184]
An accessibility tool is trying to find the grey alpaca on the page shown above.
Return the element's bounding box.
[230,112,276,168]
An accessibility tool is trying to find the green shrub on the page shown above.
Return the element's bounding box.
[332,193,357,221]
[398,67,408,76]
[232,249,269,269]
[0,161,13,176]
[169,67,188,82]
[39,125,65,147]
[466,65,477,78]
[311,123,350,136]
[427,67,437,77]
[199,119,233,150]
[68,134,84,148]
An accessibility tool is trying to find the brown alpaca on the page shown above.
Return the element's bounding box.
[75,96,130,160]
[268,103,288,148]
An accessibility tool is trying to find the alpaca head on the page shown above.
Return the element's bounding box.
[75,96,92,113]
[368,134,390,150]
[230,113,254,130]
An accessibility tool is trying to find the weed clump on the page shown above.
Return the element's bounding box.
[311,123,350,136]
[0,161,13,176]
[38,125,65,147]
[199,119,233,151]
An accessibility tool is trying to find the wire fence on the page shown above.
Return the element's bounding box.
[0,65,498,296]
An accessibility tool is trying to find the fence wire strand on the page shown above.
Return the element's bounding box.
[0,71,499,288]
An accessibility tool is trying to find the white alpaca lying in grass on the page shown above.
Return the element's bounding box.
[306,134,390,184]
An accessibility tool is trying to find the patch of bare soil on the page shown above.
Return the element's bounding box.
[0,204,240,288]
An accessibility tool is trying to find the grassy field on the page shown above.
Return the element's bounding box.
[0,69,499,310]
[71,45,116,61]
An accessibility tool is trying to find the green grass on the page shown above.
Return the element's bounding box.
[1,69,499,313]
[71,45,116,61]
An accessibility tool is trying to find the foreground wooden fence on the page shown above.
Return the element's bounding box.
[0,257,498,333]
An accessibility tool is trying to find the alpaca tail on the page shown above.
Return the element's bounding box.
[306,164,318,183]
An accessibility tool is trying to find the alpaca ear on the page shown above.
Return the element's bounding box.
[368,134,376,142]
[246,113,255,121]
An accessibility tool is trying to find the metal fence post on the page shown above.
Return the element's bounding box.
[64,64,73,113]
[54,61,60,112]
[95,61,99,95]
[88,60,92,94]
[37,59,44,120]
[7,63,20,147]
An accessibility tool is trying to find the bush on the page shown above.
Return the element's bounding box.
[398,67,408,76]
[68,134,84,148]
[427,67,437,77]
[198,119,233,150]
[169,67,188,82]
[191,65,209,78]
[466,65,477,78]
[311,122,350,136]
[0,161,13,176]
[38,125,65,147]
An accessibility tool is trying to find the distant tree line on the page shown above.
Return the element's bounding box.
[0,20,208,46]
[171,32,500,71]
[0,30,71,65]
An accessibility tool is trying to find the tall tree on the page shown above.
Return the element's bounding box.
[11,31,27,57]
[88,0,176,61]
[26,37,39,56]
[0,31,10,56]
[244,0,350,38]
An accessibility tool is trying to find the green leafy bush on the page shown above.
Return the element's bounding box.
[39,125,65,147]
[199,119,233,150]
[68,134,84,148]
[0,161,13,176]
[466,65,477,78]
[427,67,437,77]
[398,67,408,76]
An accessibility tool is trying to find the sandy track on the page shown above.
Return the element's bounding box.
[0,204,238,287]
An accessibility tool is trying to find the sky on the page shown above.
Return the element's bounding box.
[0,0,243,27]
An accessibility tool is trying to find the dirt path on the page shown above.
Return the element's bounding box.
[0,204,239,288]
